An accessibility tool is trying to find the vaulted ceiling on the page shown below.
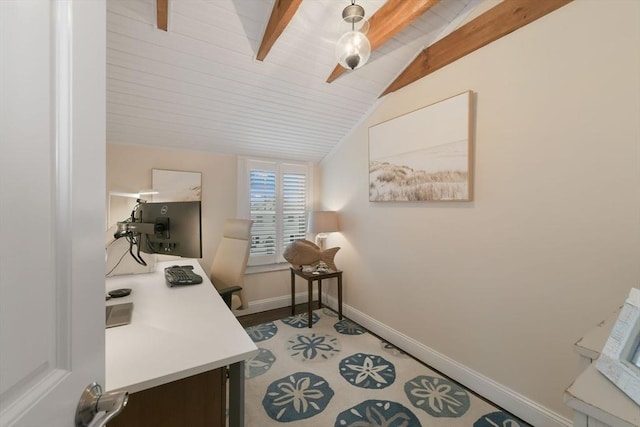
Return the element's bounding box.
[106,0,571,162]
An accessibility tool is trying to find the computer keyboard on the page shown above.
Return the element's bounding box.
[164,265,203,287]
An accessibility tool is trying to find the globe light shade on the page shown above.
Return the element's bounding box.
[336,30,371,70]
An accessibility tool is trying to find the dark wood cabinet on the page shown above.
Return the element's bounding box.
[108,368,226,427]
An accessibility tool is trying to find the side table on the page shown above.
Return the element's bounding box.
[290,268,343,328]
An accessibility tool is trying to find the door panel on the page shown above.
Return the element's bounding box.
[0,1,106,425]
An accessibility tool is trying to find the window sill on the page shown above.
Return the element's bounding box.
[246,263,291,275]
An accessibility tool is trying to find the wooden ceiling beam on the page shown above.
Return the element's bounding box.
[257,0,303,62]
[327,0,441,83]
[156,0,168,31]
[380,0,573,97]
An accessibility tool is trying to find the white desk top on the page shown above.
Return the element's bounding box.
[105,260,258,393]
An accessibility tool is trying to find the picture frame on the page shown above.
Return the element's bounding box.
[368,91,474,202]
[152,169,202,202]
[596,287,640,405]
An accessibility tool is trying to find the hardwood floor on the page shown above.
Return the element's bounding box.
[236,301,321,328]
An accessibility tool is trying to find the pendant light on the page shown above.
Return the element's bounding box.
[335,0,371,70]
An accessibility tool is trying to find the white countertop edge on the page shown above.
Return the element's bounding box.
[109,349,259,394]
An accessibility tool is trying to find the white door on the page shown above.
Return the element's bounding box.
[0,1,106,426]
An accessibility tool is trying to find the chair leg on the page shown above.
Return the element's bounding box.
[222,293,232,309]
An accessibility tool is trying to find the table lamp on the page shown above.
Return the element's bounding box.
[307,211,339,249]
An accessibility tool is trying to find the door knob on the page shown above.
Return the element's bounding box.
[75,382,128,427]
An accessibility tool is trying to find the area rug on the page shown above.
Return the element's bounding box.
[243,308,531,426]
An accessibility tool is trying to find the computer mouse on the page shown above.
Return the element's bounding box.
[108,288,132,298]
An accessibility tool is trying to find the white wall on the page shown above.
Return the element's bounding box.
[107,143,237,271]
[106,143,319,306]
[320,0,640,421]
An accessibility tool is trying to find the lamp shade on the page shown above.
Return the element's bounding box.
[336,30,370,70]
[307,211,339,234]
[336,0,370,70]
[109,189,158,198]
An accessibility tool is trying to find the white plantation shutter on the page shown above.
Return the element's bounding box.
[250,169,277,258]
[282,172,307,250]
[239,158,310,266]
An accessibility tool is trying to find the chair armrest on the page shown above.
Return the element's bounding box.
[218,286,242,296]
[216,285,243,309]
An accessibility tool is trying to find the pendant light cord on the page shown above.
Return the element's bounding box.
[351,0,356,31]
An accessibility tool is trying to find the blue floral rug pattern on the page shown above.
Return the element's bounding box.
[339,353,396,389]
[286,332,341,363]
[262,372,334,422]
[404,375,471,418]
[245,308,531,426]
[335,400,421,426]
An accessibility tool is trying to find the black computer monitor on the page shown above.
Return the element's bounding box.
[134,201,202,259]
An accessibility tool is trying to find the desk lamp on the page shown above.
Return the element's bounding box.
[109,189,158,199]
[307,211,339,250]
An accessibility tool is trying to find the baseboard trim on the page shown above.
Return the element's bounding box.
[323,296,572,427]
[233,291,318,317]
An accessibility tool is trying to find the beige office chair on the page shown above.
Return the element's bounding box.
[210,219,253,310]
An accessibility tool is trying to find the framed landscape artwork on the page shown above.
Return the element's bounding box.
[152,169,202,202]
[369,91,474,202]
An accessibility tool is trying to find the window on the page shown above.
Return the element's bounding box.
[238,158,311,266]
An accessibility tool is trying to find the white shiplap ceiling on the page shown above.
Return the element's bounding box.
[107,0,479,162]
